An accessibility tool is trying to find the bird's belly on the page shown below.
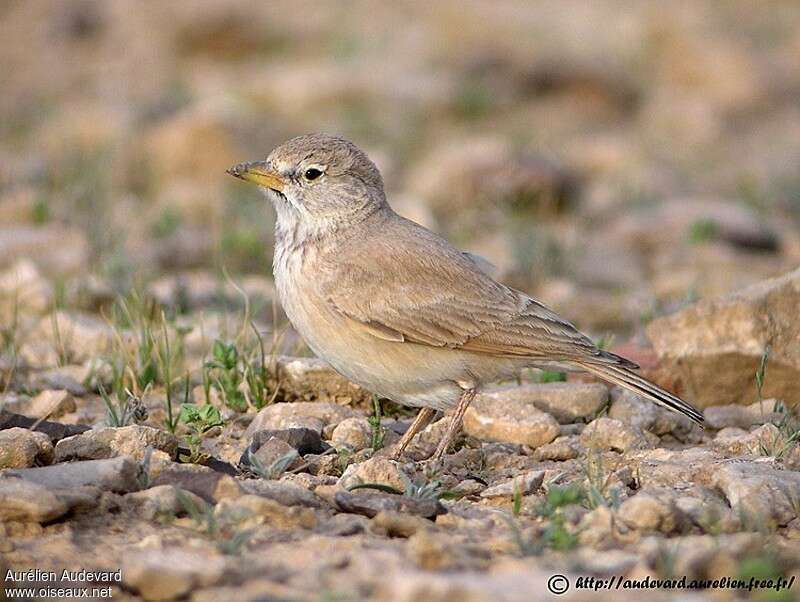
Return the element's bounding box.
[280,285,467,410]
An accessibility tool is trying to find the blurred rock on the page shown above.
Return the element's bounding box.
[0,478,69,523]
[22,310,114,367]
[215,494,316,530]
[480,470,544,499]
[330,417,374,451]
[0,226,89,276]
[647,267,800,406]
[239,479,325,509]
[488,382,609,424]
[3,456,143,493]
[150,464,241,504]
[123,549,227,601]
[245,401,360,439]
[711,461,800,526]
[612,197,780,254]
[0,259,53,321]
[276,356,373,406]
[0,428,54,468]
[532,435,581,461]
[617,488,687,534]
[140,102,240,190]
[338,456,407,493]
[54,425,179,462]
[334,490,443,519]
[463,390,559,448]
[125,484,205,520]
[409,137,578,239]
[704,399,787,430]
[580,417,657,452]
[608,387,696,438]
[4,389,77,420]
[713,423,785,457]
[147,270,276,311]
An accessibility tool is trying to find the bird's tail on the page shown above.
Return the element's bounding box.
[575,360,704,426]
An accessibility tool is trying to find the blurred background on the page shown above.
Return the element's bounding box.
[2,0,799,343]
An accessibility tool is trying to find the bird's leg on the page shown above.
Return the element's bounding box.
[390,407,436,460]
[432,388,477,461]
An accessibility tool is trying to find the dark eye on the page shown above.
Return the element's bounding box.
[304,167,323,181]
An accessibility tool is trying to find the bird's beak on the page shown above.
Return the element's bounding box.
[226,161,286,193]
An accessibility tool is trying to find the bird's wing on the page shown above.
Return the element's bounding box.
[319,215,614,365]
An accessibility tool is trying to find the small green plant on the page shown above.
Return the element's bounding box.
[536,370,567,383]
[151,207,182,239]
[534,483,585,551]
[205,340,247,411]
[594,333,615,352]
[246,447,300,480]
[179,402,224,463]
[177,491,252,555]
[346,471,454,502]
[687,217,719,244]
[583,452,620,509]
[756,345,771,401]
[512,480,523,517]
[367,395,386,451]
[204,333,277,412]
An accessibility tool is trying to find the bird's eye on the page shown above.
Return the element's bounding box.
[304,167,323,181]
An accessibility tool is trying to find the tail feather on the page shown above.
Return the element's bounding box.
[576,361,704,426]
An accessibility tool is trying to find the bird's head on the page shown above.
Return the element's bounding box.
[227,133,386,227]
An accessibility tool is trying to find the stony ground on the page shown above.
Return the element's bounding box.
[2,2,800,601]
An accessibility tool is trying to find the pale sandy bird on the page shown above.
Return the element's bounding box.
[228,133,704,460]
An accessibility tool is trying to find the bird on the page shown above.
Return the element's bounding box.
[228,133,704,461]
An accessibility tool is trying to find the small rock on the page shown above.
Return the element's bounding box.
[2,456,142,493]
[578,505,615,547]
[22,310,113,366]
[495,382,609,423]
[714,423,784,456]
[29,369,88,396]
[617,488,687,534]
[705,405,759,430]
[580,417,657,452]
[369,510,430,537]
[6,389,77,420]
[463,390,559,448]
[705,400,787,430]
[276,356,373,406]
[533,435,581,461]
[338,456,408,492]
[0,259,52,320]
[215,494,316,529]
[0,478,68,522]
[0,226,89,278]
[608,387,694,436]
[125,485,206,520]
[246,427,326,456]
[54,425,179,462]
[450,479,485,497]
[330,417,374,451]
[241,436,302,475]
[150,464,241,504]
[245,401,360,438]
[334,490,444,519]
[712,461,800,526]
[0,427,53,468]
[123,549,227,601]
[239,479,325,508]
[480,471,544,499]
